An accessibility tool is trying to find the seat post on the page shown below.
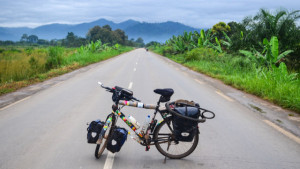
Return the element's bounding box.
[155,96,162,111]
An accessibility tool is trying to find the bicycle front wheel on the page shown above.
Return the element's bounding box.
[154,117,199,159]
[95,114,114,159]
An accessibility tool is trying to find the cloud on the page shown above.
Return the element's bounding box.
[0,0,299,28]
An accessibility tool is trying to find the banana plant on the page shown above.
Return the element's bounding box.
[94,40,102,50]
[220,31,232,50]
[197,29,214,48]
[240,36,293,68]
[264,36,293,68]
[213,37,223,53]
[89,41,96,52]
[113,43,120,50]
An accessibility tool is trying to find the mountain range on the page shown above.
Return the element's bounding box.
[0,19,200,43]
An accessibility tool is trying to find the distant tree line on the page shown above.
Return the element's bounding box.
[0,25,145,47]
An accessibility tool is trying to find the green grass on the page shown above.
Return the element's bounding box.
[63,47,132,66]
[152,47,300,113]
[0,46,133,96]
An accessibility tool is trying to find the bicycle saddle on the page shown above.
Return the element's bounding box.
[154,88,174,97]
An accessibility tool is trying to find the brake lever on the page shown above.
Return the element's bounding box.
[130,96,140,102]
[134,97,141,102]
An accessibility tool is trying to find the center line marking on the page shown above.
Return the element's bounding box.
[128,82,133,89]
[103,152,115,169]
[216,91,234,102]
[263,120,300,144]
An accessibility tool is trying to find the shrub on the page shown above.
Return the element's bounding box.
[162,46,175,55]
[45,47,64,70]
[185,48,219,62]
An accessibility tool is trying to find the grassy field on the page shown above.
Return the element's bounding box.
[152,47,300,113]
[0,46,133,95]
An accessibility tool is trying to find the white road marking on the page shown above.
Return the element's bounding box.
[215,91,234,102]
[103,152,115,169]
[0,96,31,111]
[134,68,136,71]
[263,120,300,144]
[136,62,138,65]
[194,79,204,84]
[128,82,133,89]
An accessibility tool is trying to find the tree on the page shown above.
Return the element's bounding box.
[66,32,76,42]
[86,26,102,42]
[113,29,127,45]
[135,37,145,47]
[103,25,112,31]
[87,25,129,45]
[227,21,249,51]
[212,22,231,40]
[28,35,38,43]
[37,39,49,45]
[250,9,300,50]
[20,34,28,42]
[146,41,160,47]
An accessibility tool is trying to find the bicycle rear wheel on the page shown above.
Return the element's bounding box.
[95,114,114,159]
[154,117,199,159]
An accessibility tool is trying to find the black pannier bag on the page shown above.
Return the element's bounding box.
[106,127,128,153]
[87,120,104,144]
[172,106,200,142]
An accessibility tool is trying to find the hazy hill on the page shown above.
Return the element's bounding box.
[0,19,199,43]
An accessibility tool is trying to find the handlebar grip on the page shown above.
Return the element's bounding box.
[165,102,206,123]
[119,101,156,109]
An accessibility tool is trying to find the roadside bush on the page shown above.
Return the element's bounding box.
[45,47,64,70]
[230,56,253,70]
[162,46,175,56]
[185,48,219,62]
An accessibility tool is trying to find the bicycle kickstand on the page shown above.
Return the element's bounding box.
[163,140,171,164]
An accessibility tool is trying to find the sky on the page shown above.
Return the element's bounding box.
[0,0,299,28]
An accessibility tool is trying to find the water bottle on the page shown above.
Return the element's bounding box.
[139,115,151,136]
[128,116,140,129]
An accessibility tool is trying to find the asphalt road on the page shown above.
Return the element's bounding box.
[0,48,300,169]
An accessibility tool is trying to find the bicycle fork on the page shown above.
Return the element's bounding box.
[96,116,112,144]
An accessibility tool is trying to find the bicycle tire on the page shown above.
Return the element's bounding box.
[154,117,199,159]
[95,114,114,159]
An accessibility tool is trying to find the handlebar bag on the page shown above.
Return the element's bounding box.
[87,120,105,144]
[112,86,134,102]
[172,107,200,142]
[107,127,128,153]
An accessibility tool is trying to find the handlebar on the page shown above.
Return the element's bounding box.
[98,81,141,102]
[166,102,208,123]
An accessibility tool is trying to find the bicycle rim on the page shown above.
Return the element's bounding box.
[154,117,199,159]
